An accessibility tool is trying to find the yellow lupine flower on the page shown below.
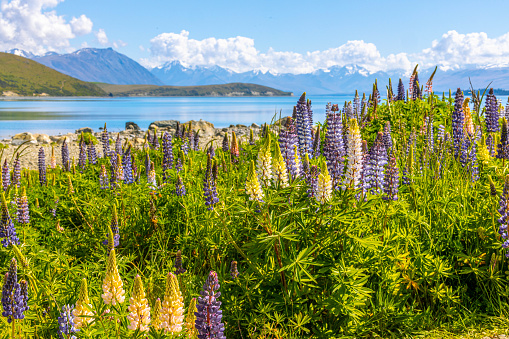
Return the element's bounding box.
[73,278,94,329]
[272,142,289,188]
[101,248,125,305]
[257,135,272,185]
[184,297,198,338]
[151,298,163,330]
[463,98,474,135]
[127,275,151,332]
[160,272,185,333]
[478,134,490,165]
[245,160,264,202]
[316,161,332,204]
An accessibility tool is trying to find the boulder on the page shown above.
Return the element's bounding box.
[183,119,215,136]
[133,138,146,145]
[274,116,291,127]
[34,134,51,144]
[12,132,36,145]
[148,120,179,130]
[126,122,140,131]
[251,123,261,129]
[236,124,247,128]
[76,127,93,134]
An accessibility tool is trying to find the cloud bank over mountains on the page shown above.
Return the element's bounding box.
[144,30,509,75]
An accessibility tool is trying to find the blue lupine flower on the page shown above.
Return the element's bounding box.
[2,159,9,191]
[222,134,229,153]
[230,261,239,280]
[16,187,29,225]
[62,139,70,172]
[452,88,465,158]
[2,259,28,323]
[383,156,399,201]
[485,88,499,133]
[279,118,300,180]
[78,140,87,170]
[58,305,78,339]
[311,126,321,159]
[363,132,388,195]
[87,143,97,165]
[397,78,405,101]
[203,155,219,211]
[12,155,20,189]
[122,146,133,184]
[174,250,186,275]
[195,271,226,339]
[162,132,174,182]
[383,121,392,154]
[497,118,509,159]
[101,123,110,158]
[295,93,312,156]
[38,147,46,185]
[1,193,19,248]
[102,205,120,249]
[498,175,509,257]
[176,175,186,196]
[207,145,216,159]
[181,137,189,156]
[193,130,200,151]
[115,134,122,154]
[324,104,345,189]
[307,165,320,198]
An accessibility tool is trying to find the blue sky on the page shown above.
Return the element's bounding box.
[2,0,509,73]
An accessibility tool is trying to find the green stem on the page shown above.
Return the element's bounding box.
[11,318,15,339]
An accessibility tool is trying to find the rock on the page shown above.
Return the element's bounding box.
[50,136,70,144]
[236,124,247,128]
[274,116,291,127]
[183,119,215,136]
[251,123,260,128]
[12,132,37,145]
[126,122,140,131]
[76,127,93,134]
[34,134,51,144]
[149,120,179,130]
[229,124,235,128]
[133,138,146,145]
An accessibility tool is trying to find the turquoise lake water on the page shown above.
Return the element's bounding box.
[0,95,506,139]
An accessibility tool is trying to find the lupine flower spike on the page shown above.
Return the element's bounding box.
[13,154,20,188]
[152,298,163,330]
[73,278,94,329]
[50,146,57,169]
[185,298,198,338]
[58,305,78,339]
[2,258,28,324]
[67,175,74,194]
[245,160,264,203]
[38,147,46,185]
[272,142,289,188]
[316,160,332,204]
[103,204,120,249]
[99,165,109,189]
[257,134,272,186]
[343,119,363,189]
[174,250,186,275]
[101,248,125,305]
[230,261,239,279]
[16,187,29,225]
[160,272,184,333]
[230,131,239,161]
[1,192,19,247]
[176,175,186,196]
[127,275,151,332]
[195,271,226,339]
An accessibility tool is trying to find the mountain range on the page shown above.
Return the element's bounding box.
[7,48,509,95]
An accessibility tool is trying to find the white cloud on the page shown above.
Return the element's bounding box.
[144,30,509,75]
[95,28,108,46]
[112,40,127,49]
[70,14,92,36]
[0,0,94,54]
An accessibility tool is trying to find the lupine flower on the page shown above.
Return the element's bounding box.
[78,139,87,170]
[452,88,465,158]
[324,104,345,189]
[58,305,78,339]
[160,272,185,333]
[115,134,122,155]
[249,129,255,145]
[383,122,392,153]
[272,142,289,188]
[397,78,405,101]
[486,88,499,133]
[307,165,320,198]
[162,131,174,182]
[195,271,226,339]
[103,205,120,249]
[353,91,362,120]
[302,153,310,182]
[193,130,200,151]
[67,175,74,194]
[257,135,272,186]
[488,175,497,196]
[87,142,97,165]
[1,193,19,247]
[498,175,509,257]
[62,139,70,172]
[230,131,239,160]
[383,156,399,201]
[73,278,94,329]
[463,98,474,136]
[16,187,29,225]
[50,146,57,169]
[181,135,189,156]
[185,298,198,338]
[230,261,239,279]
[99,165,109,189]
[122,145,133,184]
[127,275,151,332]
[152,298,163,330]
[101,248,125,305]
[295,93,312,156]
[487,133,496,157]
[364,132,388,195]
[245,160,264,203]
[478,134,490,165]
[2,159,9,191]
[279,118,300,180]
[207,145,216,159]
[12,154,20,188]
[174,250,186,275]
[343,119,363,189]
[316,161,332,204]
[114,153,124,183]
[203,155,219,211]
[102,123,111,158]
[38,147,46,185]
[152,128,160,150]
[312,125,321,158]
[2,259,28,323]
[497,118,509,160]
[148,161,157,189]
[222,133,229,152]
[176,175,186,196]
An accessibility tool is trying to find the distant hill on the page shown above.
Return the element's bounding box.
[96,82,292,97]
[0,52,106,96]
[11,48,165,86]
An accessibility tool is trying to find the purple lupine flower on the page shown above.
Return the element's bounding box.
[222,134,229,152]
[230,261,239,280]
[175,175,186,196]
[78,141,87,170]
[102,205,120,248]
[162,132,174,182]
[101,123,110,158]
[485,88,499,134]
[2,259,28,323]
[122,146,133,184]
[12,155,20,188]
[425,116,434,152]
[452,88,465,158]
[195,271,226,339]
[58,305,78,339]
[360,94,368,121]
[115,134,122,155]
[497,118,509,159]
[1,193,19,247]
[109,150,117,172]
[383,122,393,154]
[16,188,29,225]
[174,250,186,275]
[51,198,59,217]
[397,78,405,101]
[176,157,183,174]
[307,99,314,129]
[460,135,471,167]
[412,73,421,100]
[144,152,151,180]
[487,133,496,157]
[38,147,46,185]
[295,93,312,156]
[151,130,160,150]
[498,175,509,257]
[2,159,9,191]
[62,139,70,172]
[353,91,361,121]
[188,129,195,151]
[364,132,388,195]
[193,130,200,151]
[279,118,300,180]
[131,154,138,182]
[181,136,189,156]
[99,165,109,189]
[87,142,97,165]
[311,126,321,158]
[359,140,371,197]
[207,145,216,159]
[324,104,345,189]
[203,155,219,211]
[383,156,399,201]
[343,101,354,121]
[175,122,181,140]
[307,165,320,198]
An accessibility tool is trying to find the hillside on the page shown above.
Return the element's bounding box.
[96,82,293,96]
[0,53,106,96]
